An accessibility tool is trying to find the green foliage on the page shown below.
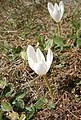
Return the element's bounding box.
[50,33,70,50]
[0,78,25,119]
[2,42,22,61]
[6,45,22,61]
[0,76,56,119]
[45,39,53,50]
[55,54,67,68]
[77,40,81,46]
[13,46,22,54]
[47,101,56,109]
[13,92,26,99]
[11,92,25,103]
[69,9,81,47]
[37,32,70,51]
[26,97,47,120]
[37,35,46,51]
[26,97,56,120]
[26,104,35,120]
[15,99,25,109]
[11,92,25,109]
[1,84,14,97]
[1,101,13,112]
[76,29,81,46]
[34,97,47,110]
[71,19,79,28]
[76,79,81,86]
[0,110,2,120]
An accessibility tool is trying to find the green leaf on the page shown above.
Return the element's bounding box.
[45,39,53,50]
[76,28,81,46]
[4,42,21,61]
[1,84,14,97]
[26,104,35,111]
[26,104,35,120]
[15,92,25,99]
[7,53,17,61]
[64,43,70,48]
[13,46,22,54]
[77,39,81,46]
[26,98,47,120]
[47,101,56,109]
[1,85,11,97]
[53,36,64,47]
[37,36,46,50]
[34,98,47,110]
[76,80,81,86]
[15,99,25,109]
[71,19,78,28]
[11,92,25,105]
[0,110,2,120]
[1,101,13,112]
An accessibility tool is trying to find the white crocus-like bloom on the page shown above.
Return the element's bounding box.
[48,1,64,23]
[27,45,53,76]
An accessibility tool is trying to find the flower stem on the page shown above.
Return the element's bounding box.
[57,22,61,36]
[43,75,54,102]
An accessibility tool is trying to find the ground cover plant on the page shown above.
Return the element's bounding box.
[0,0,81,120]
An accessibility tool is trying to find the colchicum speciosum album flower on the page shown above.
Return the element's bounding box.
[27,45,53,76]
[48,1,64,23]
[27,45,54,101]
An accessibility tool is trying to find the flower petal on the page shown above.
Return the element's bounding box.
[59,1,64,20]
[48,2,55,20]
[54,3,59,11]
[27,45,37,63]
[27,57,35,70]
[34,61,48,75]
[36,48,45,62]
[48,2,54,12]
[53,3,61,22]
[48,1,64,22]
[46,48,53,69]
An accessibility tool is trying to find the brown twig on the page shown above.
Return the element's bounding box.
[67,109,81,120]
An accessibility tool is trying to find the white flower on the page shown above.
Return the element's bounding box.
[27,45,53,75]
[48,1,64,23]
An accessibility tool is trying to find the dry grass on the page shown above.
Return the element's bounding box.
[0,0,81,119]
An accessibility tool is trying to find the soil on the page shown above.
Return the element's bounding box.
[0,0,81,120]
